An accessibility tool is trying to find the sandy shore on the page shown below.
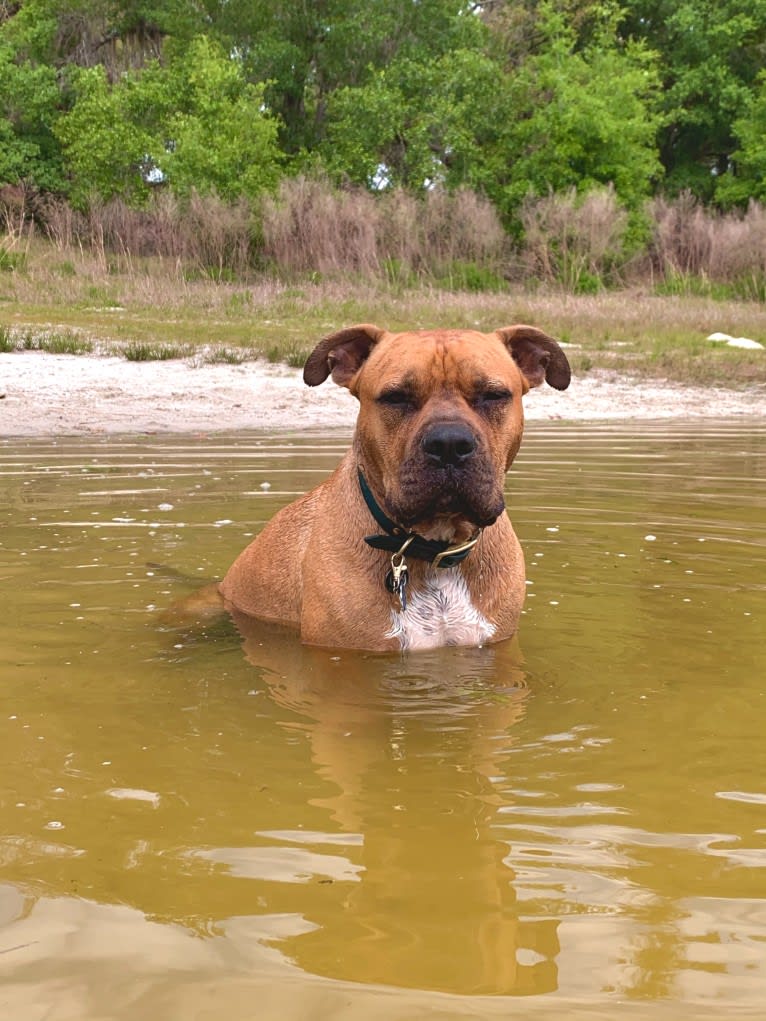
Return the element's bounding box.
[1,349,764,436]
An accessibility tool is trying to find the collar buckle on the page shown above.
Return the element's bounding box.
[431,532,481,569]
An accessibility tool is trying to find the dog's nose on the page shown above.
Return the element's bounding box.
[422,423,477,467]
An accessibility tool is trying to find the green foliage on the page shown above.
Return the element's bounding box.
[323,4,661,228]
[8,327,93,353]
[382,258,419,290]
[654,271,721,298]
[55,36,281,207]
[0,245,26,271]
[732,272,766,303]
[159,38,282,201]
[264,341,310,367]
[1,0,766,269]
[55,65,157,206]
[487,5,663,220]
[716,72,766,206]
[324,48,501,192]
[38,332,93,354]
[204,347,249,364]
[0,43,63,188]
[434,262,507,293]
[203,0,485,155]
[621,0,766,199]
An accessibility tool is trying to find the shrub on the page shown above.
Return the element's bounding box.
[205,347,250,364]
[260,175,507,281]
[261,176,381,276]
[649,192,766,291]
[520,186,628,291]
[40,190,258,276]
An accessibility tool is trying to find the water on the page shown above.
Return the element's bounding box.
[1,422,765,1020]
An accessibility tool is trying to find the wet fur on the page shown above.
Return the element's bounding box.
[386,571,496,651]
[217,324,571,651]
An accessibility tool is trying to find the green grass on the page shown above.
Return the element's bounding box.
[263,340,311,368]
[0,326,92,354]
[0,248,25,272]
[204,346,251,364]
[121,341,191,361]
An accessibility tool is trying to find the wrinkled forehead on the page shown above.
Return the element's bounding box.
[357,330,518,394]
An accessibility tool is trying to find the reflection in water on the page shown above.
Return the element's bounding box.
[233,615,556,994]
[0,422,765,1018]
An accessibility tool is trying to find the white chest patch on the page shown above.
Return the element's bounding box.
[386,570,496,651]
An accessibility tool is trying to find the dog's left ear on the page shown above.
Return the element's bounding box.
[496,325,571,391]
[303,324,386,388]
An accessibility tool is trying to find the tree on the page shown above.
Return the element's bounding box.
[485,4,663,218]
[323,3,662,227]
[159,37,282,202]
[621,0,766,199]
[0,42,62,188]
[2,0,201,71]
[199,0,487,155]
[3,0,766,215]
[716,72,766,206]
[0,0,206,192]
[55,36,281,207]
[322,48,501,192]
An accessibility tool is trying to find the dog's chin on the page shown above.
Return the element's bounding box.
[391,486,505,537]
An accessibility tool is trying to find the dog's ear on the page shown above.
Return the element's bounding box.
[303,324,386,388]
[496,325,571,391]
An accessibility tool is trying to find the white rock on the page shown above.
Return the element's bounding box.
[706,332,764,350]
[727,337,764,350]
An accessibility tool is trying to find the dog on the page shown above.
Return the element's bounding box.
[215,324,570,652]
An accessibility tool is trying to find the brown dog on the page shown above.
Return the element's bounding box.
[219,324,570,651]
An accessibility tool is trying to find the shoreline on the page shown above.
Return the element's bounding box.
[1,350,764,437]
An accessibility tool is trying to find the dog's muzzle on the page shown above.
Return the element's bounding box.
[389,423,505,529]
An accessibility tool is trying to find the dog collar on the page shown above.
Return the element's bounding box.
[357,470,480,569]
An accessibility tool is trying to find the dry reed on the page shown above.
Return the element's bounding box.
[260,176,506,277]
[519,186,628,290]
[650,192,766,287]
[6,179,766,300]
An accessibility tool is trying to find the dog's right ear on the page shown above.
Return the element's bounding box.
[303,324,386,388]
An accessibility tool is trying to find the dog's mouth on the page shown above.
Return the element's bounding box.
[389,462,506,535]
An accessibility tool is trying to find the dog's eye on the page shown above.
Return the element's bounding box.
[377,388,415,409]
[475,388,512,407]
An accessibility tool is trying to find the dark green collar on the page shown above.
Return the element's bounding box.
[358,470,480,569]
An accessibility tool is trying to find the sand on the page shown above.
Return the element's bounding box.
[0,349,763,436]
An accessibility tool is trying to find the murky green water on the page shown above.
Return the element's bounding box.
[1,422,765,1020]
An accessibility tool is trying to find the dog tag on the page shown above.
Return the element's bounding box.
[385,553,409,612]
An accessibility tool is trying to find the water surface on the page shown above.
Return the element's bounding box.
[1,422,765,1020]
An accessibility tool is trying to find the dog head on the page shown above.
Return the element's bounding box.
[304,324,570,540]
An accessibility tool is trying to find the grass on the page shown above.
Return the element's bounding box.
[0,325,14,352]
[204,347,250,364]
[264,340,312,368]
[0,248,26,272]
[0,238,764,389]
[0,325,93,354]
[122,341,191,361]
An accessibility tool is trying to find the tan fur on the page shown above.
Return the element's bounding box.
[218,324,570,651]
